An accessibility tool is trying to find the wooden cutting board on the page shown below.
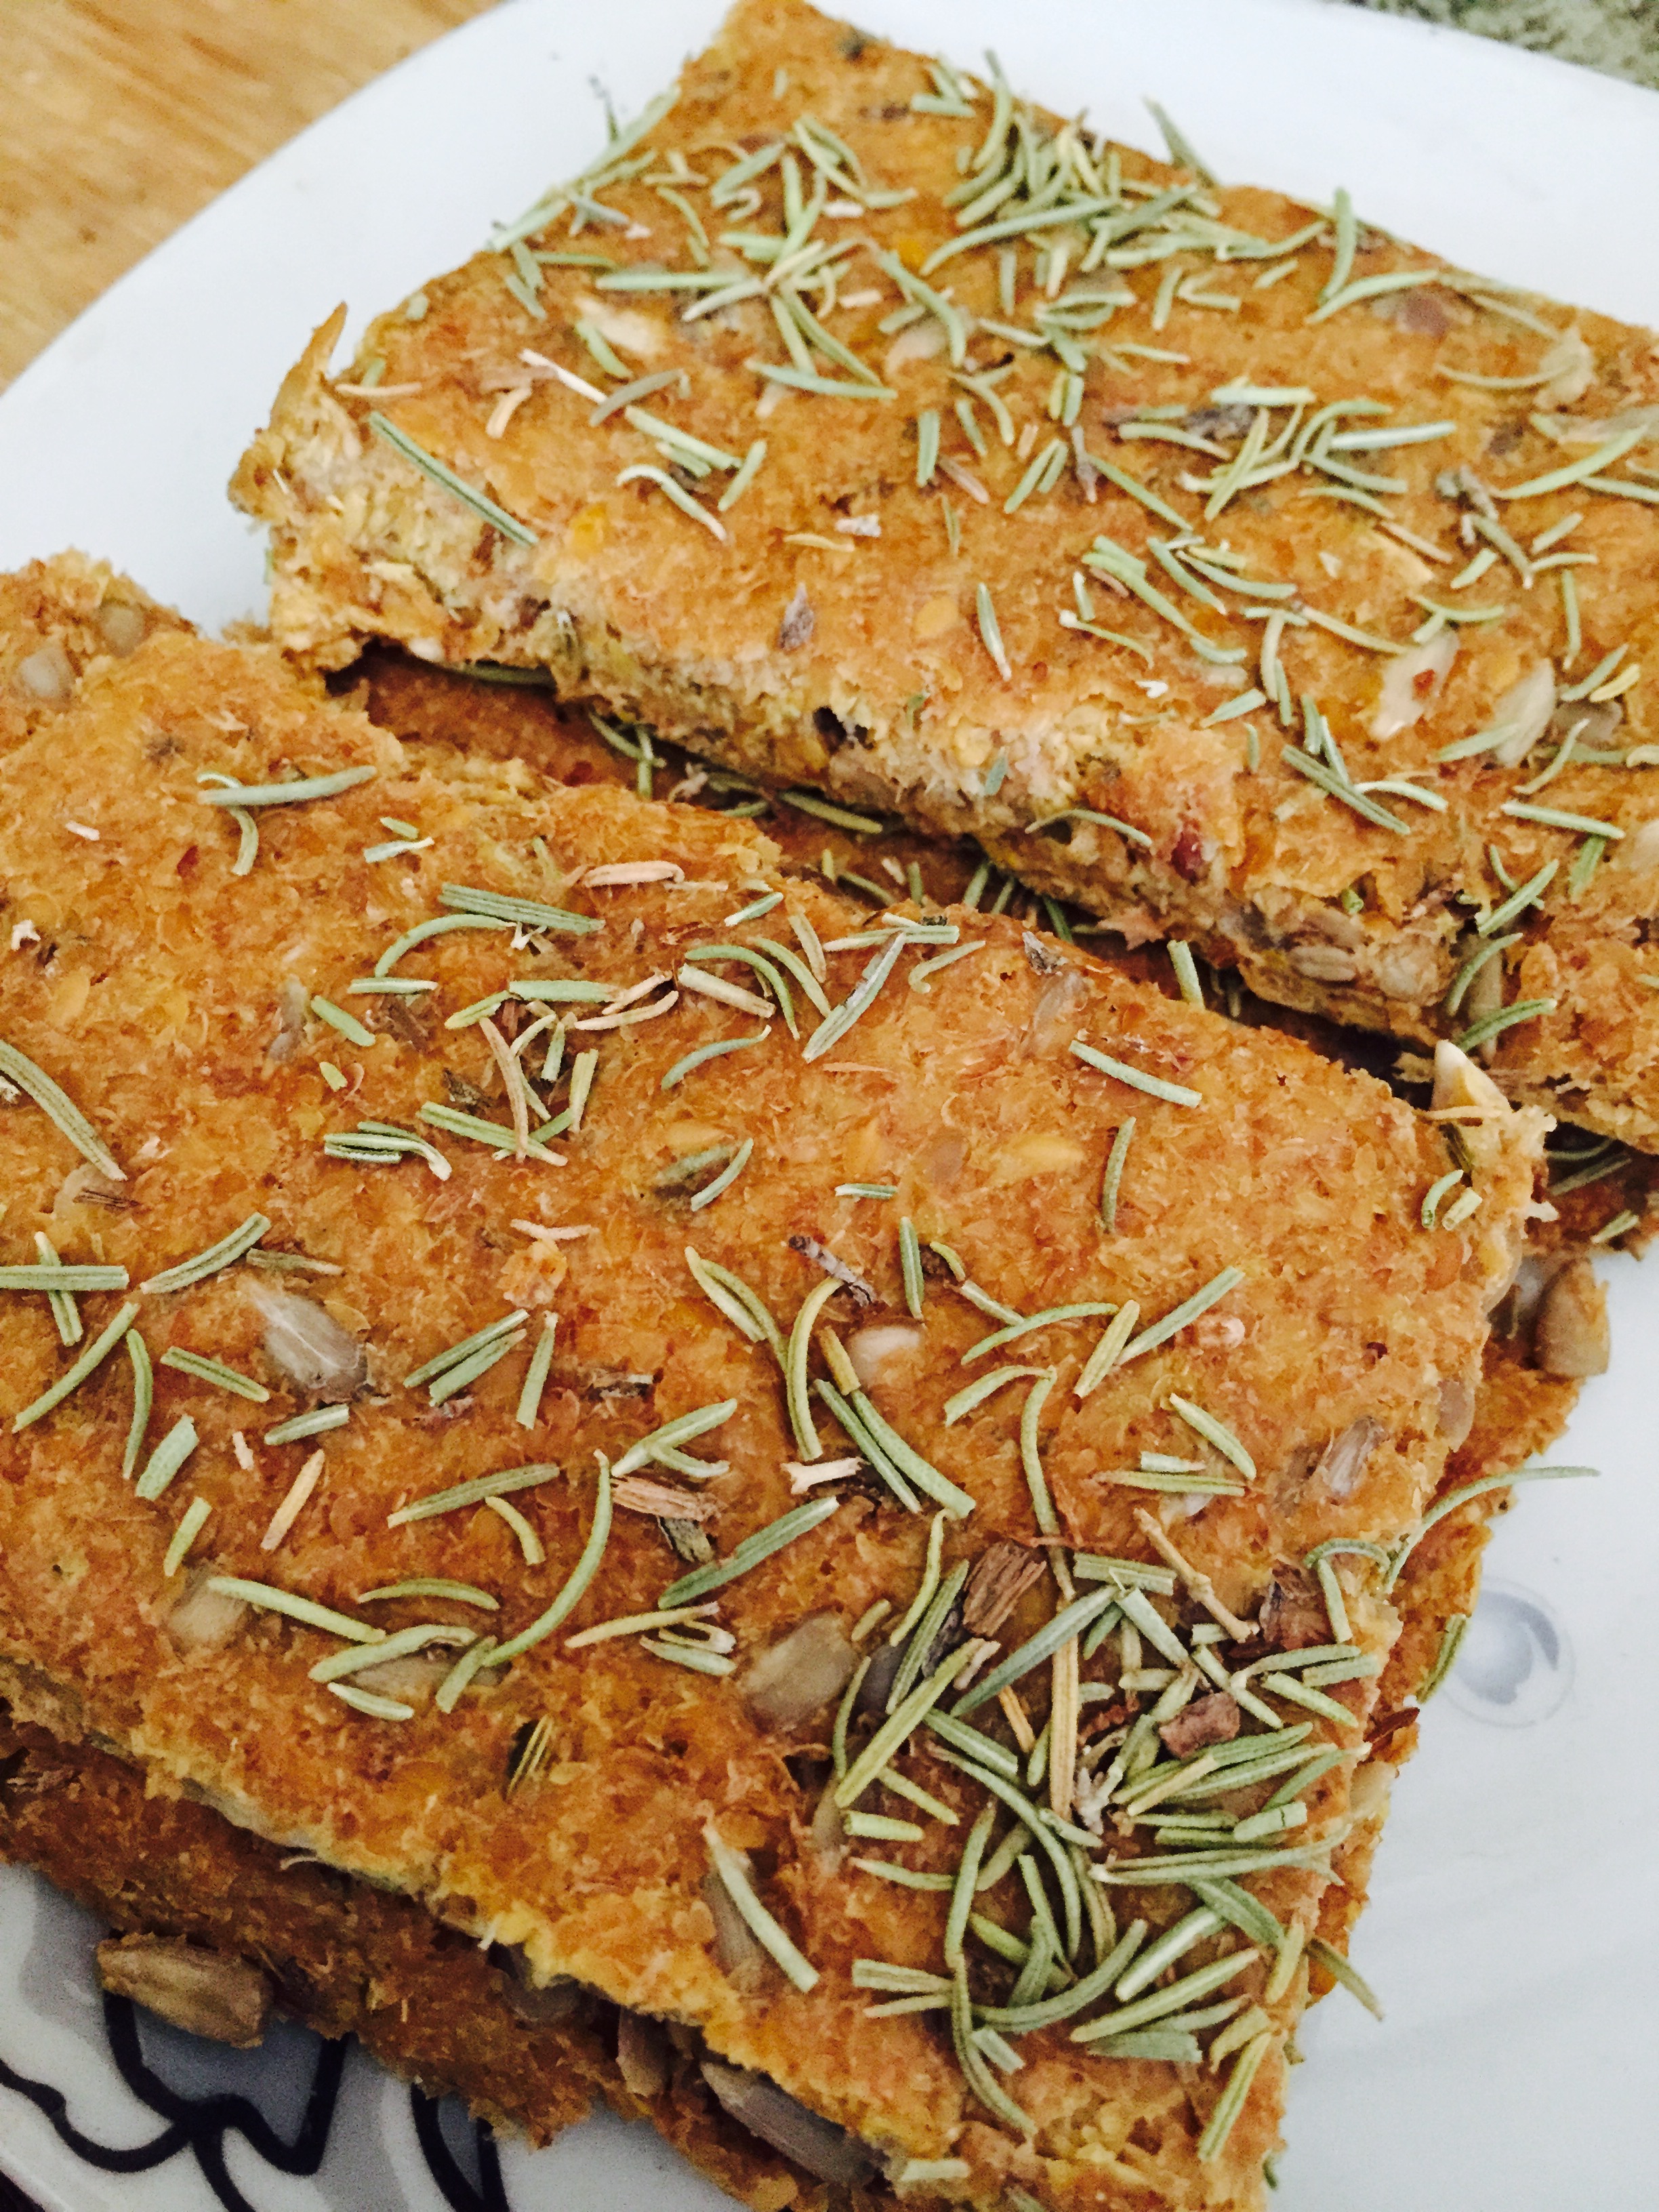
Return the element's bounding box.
[0,0,493,388]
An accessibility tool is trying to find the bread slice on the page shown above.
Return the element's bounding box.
[316,641,1633,2018]
[359,648,1659,1255]
[233,0,1659,1155]
[0,642,1597,2205]
[0,555,1548,2211]
[0,1309,1584,2210]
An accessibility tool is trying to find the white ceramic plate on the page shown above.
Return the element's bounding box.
[1,3,1657,2207]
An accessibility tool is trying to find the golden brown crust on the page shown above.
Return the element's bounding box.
[0,558,1547,2211]
[1,1298,1583,2193]
[356,649,1659,1254]
[0,553,185,746]
[234,0,1659,1155]
[346,644,1595,2110]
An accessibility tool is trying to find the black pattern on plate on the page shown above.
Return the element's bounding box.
[0,1992,343,2212]
[0,1984,513,2212]
[411,2091,512,2212]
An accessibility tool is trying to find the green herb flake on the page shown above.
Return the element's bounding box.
[1591,1207,1641,1246]
[661,1029,771,1090]
[963,1301,1116,1365]
[1307,1935,1385,2018]
[159,1348,271,1403]
[1453,996,1555,1054]
[12,1299,142,1433]
[438,882,598,937]
[1117,1267,1246,1366]
[0,1038,125,1183]
[33,1234,81,1347]
[141,1212,270,1295]
[1307,268,1441,324]
[1493,427,1645,501]
[361,836,433,863]
[685,1248,784,1359]
[434,1637,503,1712]
[327,1682,415,1721]
[162,1495,212,1579]
[309,996,377,1048]
[1099,1118,1136,1233]
[487,1456,614,1663]
[1415,1614,1471,1704]
[804,933,907,1062]
[429,1326,527,1406]
[1384,1464,1594,1589]
[199,765,377,811]
[1166,1393,1255,1479]
[952,1586,1118,1720]
[612,1399,736,1481]
[373,912,510,976]
[264,1403,351,1446]
[1501,801,1624,840]
[705,1824,819,1991]
[661,1493,842,1610]
[310,1619,476,1684]
[1073,1301,1140,1399]
[206,1576,384,1645]
[1070,1038,1202,1107]
[515,1313,559,1429]
[1478,859,1559,937]
[975,583,1013,682]
[134,1415,199,1502]
[359,1578,499,1610]
[369,411,537,546]
[386,1460,558,1530]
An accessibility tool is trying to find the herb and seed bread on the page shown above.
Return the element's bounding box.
[0,556,1557,2211]
[233,0,1659,1155]
[0,1269,1589,2209]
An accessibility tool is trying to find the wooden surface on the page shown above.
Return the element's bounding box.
[0,0,497,389]
[3,0,1650,394]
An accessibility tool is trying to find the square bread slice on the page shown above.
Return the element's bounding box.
[0,622,1598,2192]
[234,0,1659,1155]
[0,1314,1586,2212]
[0,555,1549,2211]
[254,642,1633,2036]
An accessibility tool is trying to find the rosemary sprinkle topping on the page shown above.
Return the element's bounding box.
[141,1212,270,1295]
[0,1039,125,1182]
[660,1493,840,1609]
[369,411,538,546]
[1070,1038,1202,1107]
[160,1348,271,1402]
[12,1299,142,1432]
[134,1415,199,1501]
[205,1577,384,1645]
[199,766,377,810]
[705,1824,819,1992]
[387,1461,559,1529]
